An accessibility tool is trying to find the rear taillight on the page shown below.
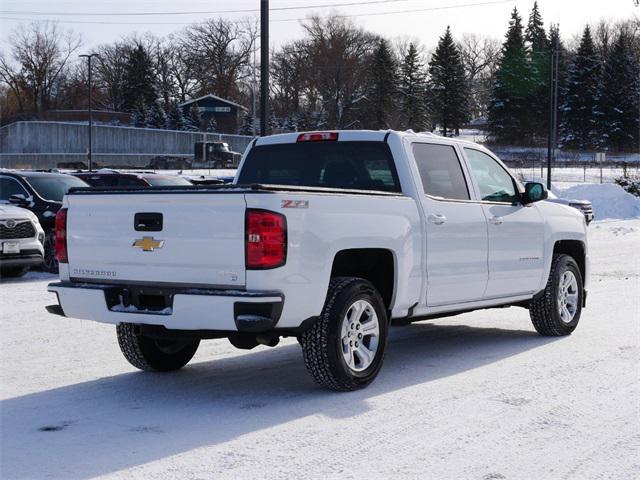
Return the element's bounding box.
[246,209,287,269]
[55,208,68,263]
[296,131,339,142]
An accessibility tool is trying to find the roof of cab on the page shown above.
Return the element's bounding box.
[253,129,485,149]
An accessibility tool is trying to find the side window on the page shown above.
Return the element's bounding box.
[0,177,29,201]
[464,148,517,203]
[412,143,470,200]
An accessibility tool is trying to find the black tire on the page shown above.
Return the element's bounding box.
[0,266,29,278]
[530,254,583,336]
[299,277,389,391]
[43,230,58,274]
[116,323,200,372]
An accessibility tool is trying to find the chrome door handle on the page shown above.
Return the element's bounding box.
[489,216,503,225]
[428,213,447,225]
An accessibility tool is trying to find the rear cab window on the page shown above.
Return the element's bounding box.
[237,141,402,192]
[412,143,470,200]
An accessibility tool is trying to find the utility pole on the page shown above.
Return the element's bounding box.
[253,46,258,137]
[79,53,100,171]
[546,42,559,190]
[260,0,269,137]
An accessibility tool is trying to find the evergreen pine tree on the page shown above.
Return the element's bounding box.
[146,102,167,129]
[488,8,530,144]
[205,116,218,133]
[597,31,640,152]
[367,38,397,129]
[428,26,468,136]
[268,114,280,134]
[166,103,186,131]
[294,111,310,132]
[184,104,203,131]
[238,111,255,136]
[560,26,600,150]
[524,1,549,140]
[131,103,147,128]
[122,44,157,113]
[283,116,298,132]
[399,43,429,131]
[525,2,548,52]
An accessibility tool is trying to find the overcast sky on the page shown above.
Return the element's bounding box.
[1,0,637,52]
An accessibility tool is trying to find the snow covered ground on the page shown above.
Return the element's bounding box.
[1,214,638,479]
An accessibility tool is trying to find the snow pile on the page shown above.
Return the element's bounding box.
[553,182,640,220]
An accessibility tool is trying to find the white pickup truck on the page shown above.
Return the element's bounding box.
[47,130,589,391]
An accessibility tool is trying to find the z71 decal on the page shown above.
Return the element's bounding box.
[281,200,309,209]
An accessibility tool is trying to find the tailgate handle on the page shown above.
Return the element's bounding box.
[134,212,163,232]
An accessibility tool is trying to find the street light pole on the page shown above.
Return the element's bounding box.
[79,53,100,171]
[546,37,559,190]
[260,0,269,136]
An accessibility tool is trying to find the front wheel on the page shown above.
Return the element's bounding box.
[530,254,583,336]
[116,323,200,372]
[299,277,389,391]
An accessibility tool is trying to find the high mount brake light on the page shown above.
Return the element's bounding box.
[55,208,68,263]
[245,209,287,269]
[296,132,339,142]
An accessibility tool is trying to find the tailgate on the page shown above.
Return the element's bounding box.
[66,192,246,287]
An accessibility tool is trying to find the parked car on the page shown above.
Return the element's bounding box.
[546,191,594,225]
[47,130,589,391]
[0,204,45,278]
[0,170,89,272]
[146,156,191,170]
[523,179,594,224]
[182,175,225,186]
[72,170,193,188]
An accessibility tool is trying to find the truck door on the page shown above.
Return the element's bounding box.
[462,147,544,298]
[412,143,489,306]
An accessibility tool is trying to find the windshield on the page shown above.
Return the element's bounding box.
[237,141,401,192]
[26,175,88,202]
[144,176,193,187]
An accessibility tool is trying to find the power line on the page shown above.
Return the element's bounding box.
[1,0,409,17]
[0,0,515,26]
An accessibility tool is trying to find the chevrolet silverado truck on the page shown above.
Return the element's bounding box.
[47,130,589,391]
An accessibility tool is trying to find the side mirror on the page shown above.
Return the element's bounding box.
[8,193,31,207]
[523,182,548,204]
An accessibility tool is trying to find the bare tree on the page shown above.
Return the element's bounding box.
[164,34,199,103]
[93,41,130,111]
[271,41,308,117]
[179,18,256,101]
[457,33,500,119]
[0,21,81,117]
[301,15,377,128]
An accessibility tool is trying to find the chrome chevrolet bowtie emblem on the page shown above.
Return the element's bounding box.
[132,236,164,252]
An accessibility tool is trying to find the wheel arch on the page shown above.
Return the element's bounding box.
[330,248,396,310]
[553,239,586,284]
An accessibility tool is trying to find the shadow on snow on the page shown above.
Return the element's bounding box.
[1,320,560,478]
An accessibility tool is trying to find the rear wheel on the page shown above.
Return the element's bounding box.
[530,254,583,336]
[116,323,200,372]
[299,277,388,391]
